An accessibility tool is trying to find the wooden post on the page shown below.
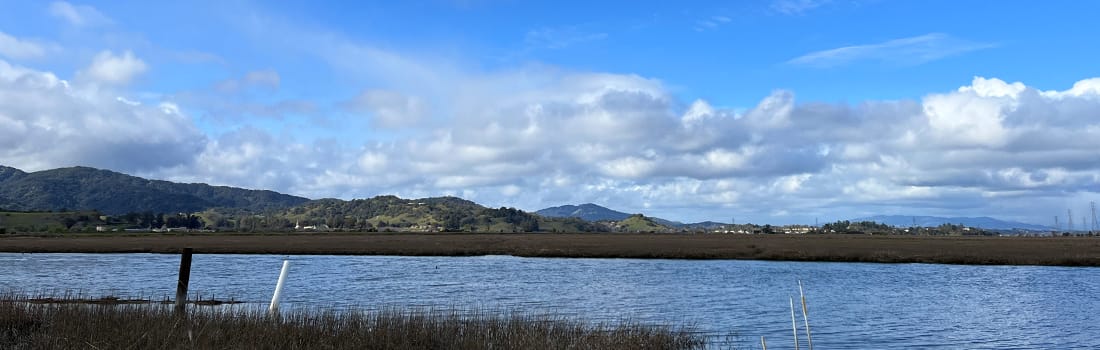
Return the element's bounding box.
[175,248,193,313]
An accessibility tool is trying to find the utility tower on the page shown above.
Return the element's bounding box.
[1068,209,1074,231]
[1091,201,1097,231]
[1055,216,1060,231]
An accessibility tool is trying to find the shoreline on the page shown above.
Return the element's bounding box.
[1,233,1098,266]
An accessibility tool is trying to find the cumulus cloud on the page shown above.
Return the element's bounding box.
[162,25,1100,221]
[299,71,1100,223]
[48,1,112,27]
[78,50,147,85]
[0,59,204,173]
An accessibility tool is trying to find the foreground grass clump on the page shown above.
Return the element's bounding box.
[0,297,704,350]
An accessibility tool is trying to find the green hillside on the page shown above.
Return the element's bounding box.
[0,165,308,215]
[607,214,671,233]
[241,195,605,233]
[0,165,607,234]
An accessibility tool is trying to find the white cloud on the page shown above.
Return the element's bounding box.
[344,90,429,128]
[788,33,996,68]
[48,1,112,27]
[79,50,147,85]
[0,59,203,173]
[222,22,1100,222]
[0,31,58,60]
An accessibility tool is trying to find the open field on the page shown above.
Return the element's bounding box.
[0,294,702,350]
[1,233,1098,266]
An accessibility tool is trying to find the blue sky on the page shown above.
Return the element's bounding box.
[1,0,1099,226]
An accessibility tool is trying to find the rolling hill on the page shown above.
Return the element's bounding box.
[535,203,632,221]
[0,165,309,215]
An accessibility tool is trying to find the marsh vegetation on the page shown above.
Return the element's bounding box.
[0,293,704,349]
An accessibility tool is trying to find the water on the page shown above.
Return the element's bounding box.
[2,253,1098,349]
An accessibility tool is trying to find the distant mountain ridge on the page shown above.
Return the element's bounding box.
[0,165,602,233]
[0,165,309,215]
[853,215,1052,231]
[4,165,1055,233]
[535,203,632,221]
[535,203,727,228]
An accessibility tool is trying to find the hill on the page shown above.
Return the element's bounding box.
[0,165,605,233]
[604,214,671,233]
[0,165,309,215]
[853,215,1052,231]
[536,203,691,227]
[213,195,604,233]
[536,203,632,221]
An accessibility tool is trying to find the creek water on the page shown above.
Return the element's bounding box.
[2,253,1097,349]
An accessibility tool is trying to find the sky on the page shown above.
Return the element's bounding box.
[1,0,1099,226]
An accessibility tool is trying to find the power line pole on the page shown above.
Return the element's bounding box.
[1086,202,1095,232]
[1068,209,1074,231]
[1054,216,1060,232]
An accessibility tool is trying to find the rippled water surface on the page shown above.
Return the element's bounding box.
[2,253,1098,349]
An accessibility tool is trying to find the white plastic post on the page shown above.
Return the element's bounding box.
[799,280,813,350]
[269,260,290,312]
[790,296,800,350]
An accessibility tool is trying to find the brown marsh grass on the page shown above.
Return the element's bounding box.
[2,233,1098,266]
[0,293,705,350]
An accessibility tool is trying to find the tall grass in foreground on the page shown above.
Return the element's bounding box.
[0,295,704,350]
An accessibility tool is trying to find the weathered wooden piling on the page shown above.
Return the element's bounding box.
[175,248,193,313]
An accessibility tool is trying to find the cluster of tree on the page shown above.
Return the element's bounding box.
[114,211,204,229]
[489,207,539,232]
[816,220,995,236]
[821,220,895,234]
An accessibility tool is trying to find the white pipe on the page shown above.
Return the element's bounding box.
[799,280,813,350]
[269,260,290,312]
[790,296,800,350]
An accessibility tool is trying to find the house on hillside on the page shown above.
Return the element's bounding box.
[295,220,331,231]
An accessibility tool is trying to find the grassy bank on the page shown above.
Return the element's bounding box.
[2,233,1099,266]
[0,295,703,350]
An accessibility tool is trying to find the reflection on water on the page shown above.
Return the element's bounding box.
[2,253,1098,349]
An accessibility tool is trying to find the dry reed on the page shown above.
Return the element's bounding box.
[0,293,704,350]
